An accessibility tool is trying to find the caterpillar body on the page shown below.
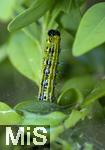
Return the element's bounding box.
[38,29,61,102]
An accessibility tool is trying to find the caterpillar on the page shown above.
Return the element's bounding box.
[38,29,61,102]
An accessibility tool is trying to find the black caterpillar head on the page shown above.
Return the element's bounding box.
[48,29,60,36]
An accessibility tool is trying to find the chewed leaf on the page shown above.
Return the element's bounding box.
[8,0,56,32]
[0,101,22,125]
[73,2,105,56]
[7,32,42,85]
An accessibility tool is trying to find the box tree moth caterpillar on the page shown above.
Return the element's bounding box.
[38,29,61,102]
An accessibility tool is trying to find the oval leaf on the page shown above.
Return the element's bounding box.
[73,2,105,56]
[7,32,42,85]
[8,0,55,32]
[14,100,62,114]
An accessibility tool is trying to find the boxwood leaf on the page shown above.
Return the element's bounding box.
[0,101,22,125]
[14,100,62,114]
[73,2,105,56]
[7,32,42,85]
[8,0,56,32]
[23,23,41,42]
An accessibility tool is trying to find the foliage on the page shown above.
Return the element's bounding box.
[0,0,105,149]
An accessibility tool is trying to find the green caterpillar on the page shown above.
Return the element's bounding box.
[38,29,61,102]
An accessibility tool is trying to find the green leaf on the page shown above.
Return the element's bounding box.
[22,111,67,126]
[73,2,105,56]
[14,100,62,114]
[0,0,16,21]
[8,0,56,32]
[82,79,105,107]
[57,76,96,106]
[23,23,41,42]
[7,32,42,85]
[0,102,22,125]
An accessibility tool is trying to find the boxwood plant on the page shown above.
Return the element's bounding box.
[0,0,105,149]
